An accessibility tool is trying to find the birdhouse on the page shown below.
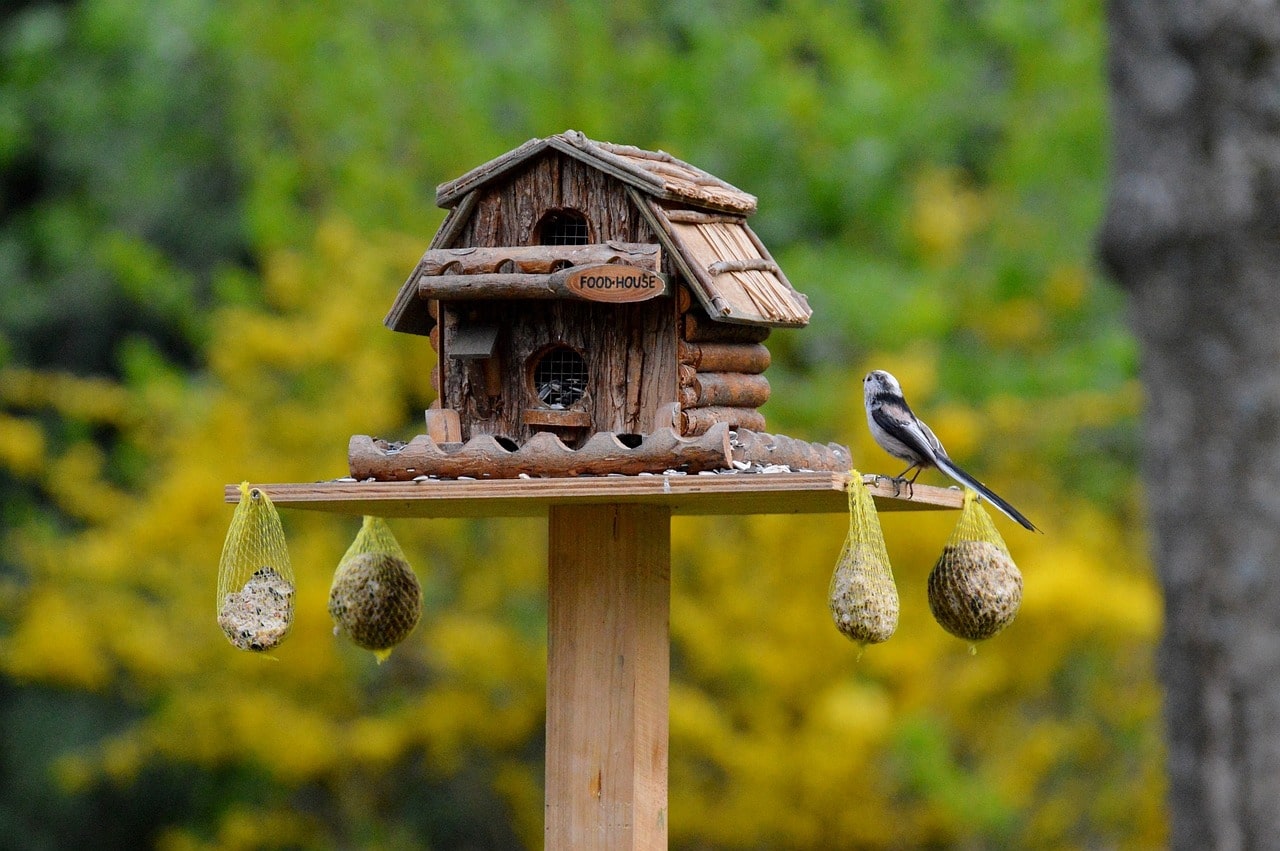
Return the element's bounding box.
[226,131,966,849]
[354,130,849,479]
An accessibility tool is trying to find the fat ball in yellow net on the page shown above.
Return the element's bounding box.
[217,482,295,652]
[828,471,899,645]
[928,490,1023,642]
[329,516,422,662]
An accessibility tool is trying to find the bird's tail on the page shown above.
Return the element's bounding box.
[935,456,1039,532]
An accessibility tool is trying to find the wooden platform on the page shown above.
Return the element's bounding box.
[223,472,962,518]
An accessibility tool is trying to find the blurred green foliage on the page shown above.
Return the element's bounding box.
[0,0,1161,848]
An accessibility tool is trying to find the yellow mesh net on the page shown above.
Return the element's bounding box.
[216,482,295,652]
[329,516,421,662]
[928,490,1023,642]
[828,472,898,645]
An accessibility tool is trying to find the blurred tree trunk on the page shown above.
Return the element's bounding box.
[1100,2,1280,848]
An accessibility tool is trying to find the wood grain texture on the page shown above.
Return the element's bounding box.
[223,473,965,518]
[678,341,771,374]
[435,131,757,214]
[436,153,679,444]
[678,372,770,408]
[731,428,851,472]
[682,312,771,343]
[418,268,666,302]
[416,243,659,276]
[679,405,767,435]
[545,504,669,850]
[424,408,461,443]
[348,427,734,480]
[441,297,677,445]
[651,200,810,327]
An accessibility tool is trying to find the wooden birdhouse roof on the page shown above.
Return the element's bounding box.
[435,130,758,214]
[385,131,811,333]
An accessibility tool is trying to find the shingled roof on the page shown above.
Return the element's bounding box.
[435,130,758,215]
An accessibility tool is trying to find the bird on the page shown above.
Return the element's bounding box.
[863,369,1039,532]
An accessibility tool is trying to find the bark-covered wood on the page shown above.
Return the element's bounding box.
[683,312,772,344]
[418,266,665,302]
[663,209,743,225]
[1100,4,1280,847]
[678,372,771,409]
[731,429,851,473]
[416,243,659,276]
[349,425,734,479]
[708,258,780,275]
[680,405,766,436]
[457,151,656,248]
[678,340,771,373]
[441,297,677,445]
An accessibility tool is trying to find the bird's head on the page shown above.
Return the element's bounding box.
[863,369,902,400]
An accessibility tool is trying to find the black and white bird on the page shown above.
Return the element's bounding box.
[863,369,1039,532]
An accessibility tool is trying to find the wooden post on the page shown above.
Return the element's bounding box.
[546,504,670,850]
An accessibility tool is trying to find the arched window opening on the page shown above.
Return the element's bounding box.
[530,345,588,408]
[537,210,590,246]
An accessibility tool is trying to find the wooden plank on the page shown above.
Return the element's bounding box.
[545,504,669,849]
[424,408,462,443]
[223,473,964,518]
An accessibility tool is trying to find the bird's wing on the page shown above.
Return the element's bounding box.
[914,416,948,459]
[871,402,940,465]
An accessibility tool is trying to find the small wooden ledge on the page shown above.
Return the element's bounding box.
[223,473,963,519]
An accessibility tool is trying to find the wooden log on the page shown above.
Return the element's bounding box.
[678,341,771,374]
[348,424,734,480]
[418,266,666,302]
[663,209,744,225]
[416,242,659,276]
[676,285,693,313]
[678,372,771,409]
[683,312,771,343]
[680,406,766,436]
[677,363,698,389]
[546,503,669,849]
[730,429,851,473]
[708,258,780,276]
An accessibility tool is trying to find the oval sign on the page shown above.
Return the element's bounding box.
[564,264,666,304]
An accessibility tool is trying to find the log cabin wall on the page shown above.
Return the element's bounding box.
[439,153,679,445]
[677,296,772,436]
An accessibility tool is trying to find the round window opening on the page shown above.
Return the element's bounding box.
[532,346,588,409]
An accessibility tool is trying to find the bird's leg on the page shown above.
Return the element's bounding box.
[890,463,920,498]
